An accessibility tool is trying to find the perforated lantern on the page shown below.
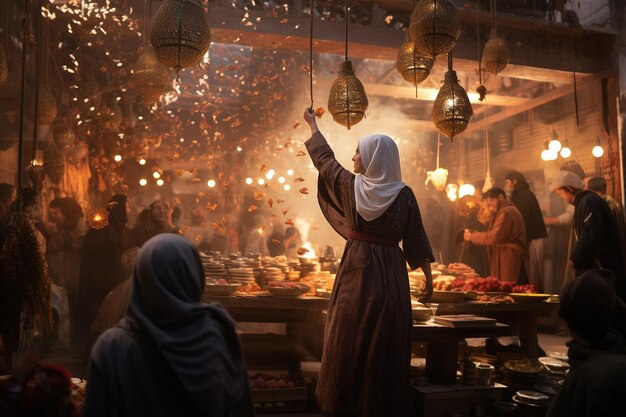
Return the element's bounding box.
[396,36,434,86]
[482,30,510,75]
[425,167,448,191]
[133,48,170,104]
[150,0,211,70]
[328,61,368,129]
[35,86,58,125]
[432,56,473,141]
[410,0,460,58]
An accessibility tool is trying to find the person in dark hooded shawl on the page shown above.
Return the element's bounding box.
[303,109,434,417]
[83,234,253,417]
[547,269,626,417]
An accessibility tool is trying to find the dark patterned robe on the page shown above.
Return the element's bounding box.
[305,132,434,417]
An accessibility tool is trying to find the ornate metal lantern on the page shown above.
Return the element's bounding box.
[410,0,460,58]
[396,36,434,86]
[150,0,211,70]
[36,86,58,125]
[328,61,369,129]
[432,54,473,141]
[133,48,170,104]
[482,30,509,75]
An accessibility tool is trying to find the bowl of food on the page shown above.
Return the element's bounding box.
[411,300,433,323]
[204,280,241,296]
[266,282,311,297]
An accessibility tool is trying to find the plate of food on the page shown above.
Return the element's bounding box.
[266,282,311,297]
[509,293,551,303]
[204,281,241,296]
[503,359,544,374]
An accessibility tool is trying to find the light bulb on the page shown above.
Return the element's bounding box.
[283,184,291,191]
[265,169,276,180]
[114,154,122,162]
[156,179,164,186]
[459,184,476,198]
[548,139,562,153]
[207,179,216,188]
[541,149,552,161]
[245,177,253,185]
[592,145,604,158]
[139,158,146,165]
[153,171,161,179]
[257,178,265,185]
[139,178,148,186]
[446,183,458,202]
[560,147,571,158]
[278,176,286,184]
[287,169,294,176]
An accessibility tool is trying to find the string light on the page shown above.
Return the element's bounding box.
[287,169,294,176]
[139,178,148,186]
[245,177,253,185]
[278,176,286,184]
[284,184,291,191]
[258,178,266,185]
[153,171,161,179]
[265,169,276,180]
[114,154,122,162]
[592,144,604,158]
[139,158,147,165]
[207,179,216,188]
[156,179,164,186]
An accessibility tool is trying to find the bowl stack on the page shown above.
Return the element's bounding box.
[203,260,227,281]
[227,267,256,285]
[512,390,550,417]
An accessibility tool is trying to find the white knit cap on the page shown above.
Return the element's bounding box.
[549,170,584,192]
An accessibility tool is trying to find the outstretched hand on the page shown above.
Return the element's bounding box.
[303,108,319,134]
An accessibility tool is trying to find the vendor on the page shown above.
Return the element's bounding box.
[464,187,527,282]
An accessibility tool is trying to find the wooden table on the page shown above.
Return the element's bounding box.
[413,322,510,385]
[203,294,330,357]
[434,301,560,360]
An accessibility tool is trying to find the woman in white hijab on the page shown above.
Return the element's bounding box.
[303,109,434,417]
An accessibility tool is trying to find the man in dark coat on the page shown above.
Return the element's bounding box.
[505,171,548,290]
[585,177,626,265]
[550,172,626,302]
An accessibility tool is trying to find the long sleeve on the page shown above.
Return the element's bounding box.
[305,132,354,239]
[571,199,607,269]
[83,354,114,417]
[471,209,514,247]
[403,189,435,270]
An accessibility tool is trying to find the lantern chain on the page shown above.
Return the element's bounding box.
[309,0,314,110]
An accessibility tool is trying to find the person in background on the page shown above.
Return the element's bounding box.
[504,171,548,290]
[0,359,79,417]
[284,226,303,259]
[130,200,176,247]
[546,269,626,417]
[549,171,626,301]
[0,183,16,218]
[182,205,213,250]
[44,197,87,342]
[585,176,626,263]
[83,234,253,417]
[77,195,131,351]
[464,187,527,282]
[266,230,286,257]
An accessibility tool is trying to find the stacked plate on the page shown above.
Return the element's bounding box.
[512,390,550,416]
[297,261,320,278]
[228,267,256,285]
[500,360,545,389]
[262,267,286,282]
[538,357,569,377]
[203,260,227,280]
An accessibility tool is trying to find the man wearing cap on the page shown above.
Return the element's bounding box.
[549,171,626,301]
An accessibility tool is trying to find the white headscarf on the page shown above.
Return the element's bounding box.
[354,134,405,221]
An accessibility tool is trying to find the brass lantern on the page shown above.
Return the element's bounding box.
[432,55,473,142]
[482,30,509,75]
[328,61,368,129]
[410,0,460,58]
[133,48,170,104]
[396,36,434,86]
[150,0,211,70]
[0,43,7,87]
[36,86,58,125]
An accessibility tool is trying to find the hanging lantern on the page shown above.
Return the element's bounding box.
[425,167,449,191]
[432,54,473,141]
[0,43,7,87]
[150,0,211,71]
[51,117,76,149]
[328,61,368,129]
[34,86,58,125]
[396,36,434,86]
[133,48,170,104]
[482,30,509,75]
[43,146,65,184]
[446,183,458,202]
[410,0,460,58]
[86,207,109,230]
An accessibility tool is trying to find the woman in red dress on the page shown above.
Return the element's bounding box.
[303,109,434,417]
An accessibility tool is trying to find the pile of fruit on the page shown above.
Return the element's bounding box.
[433,276,537,294]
